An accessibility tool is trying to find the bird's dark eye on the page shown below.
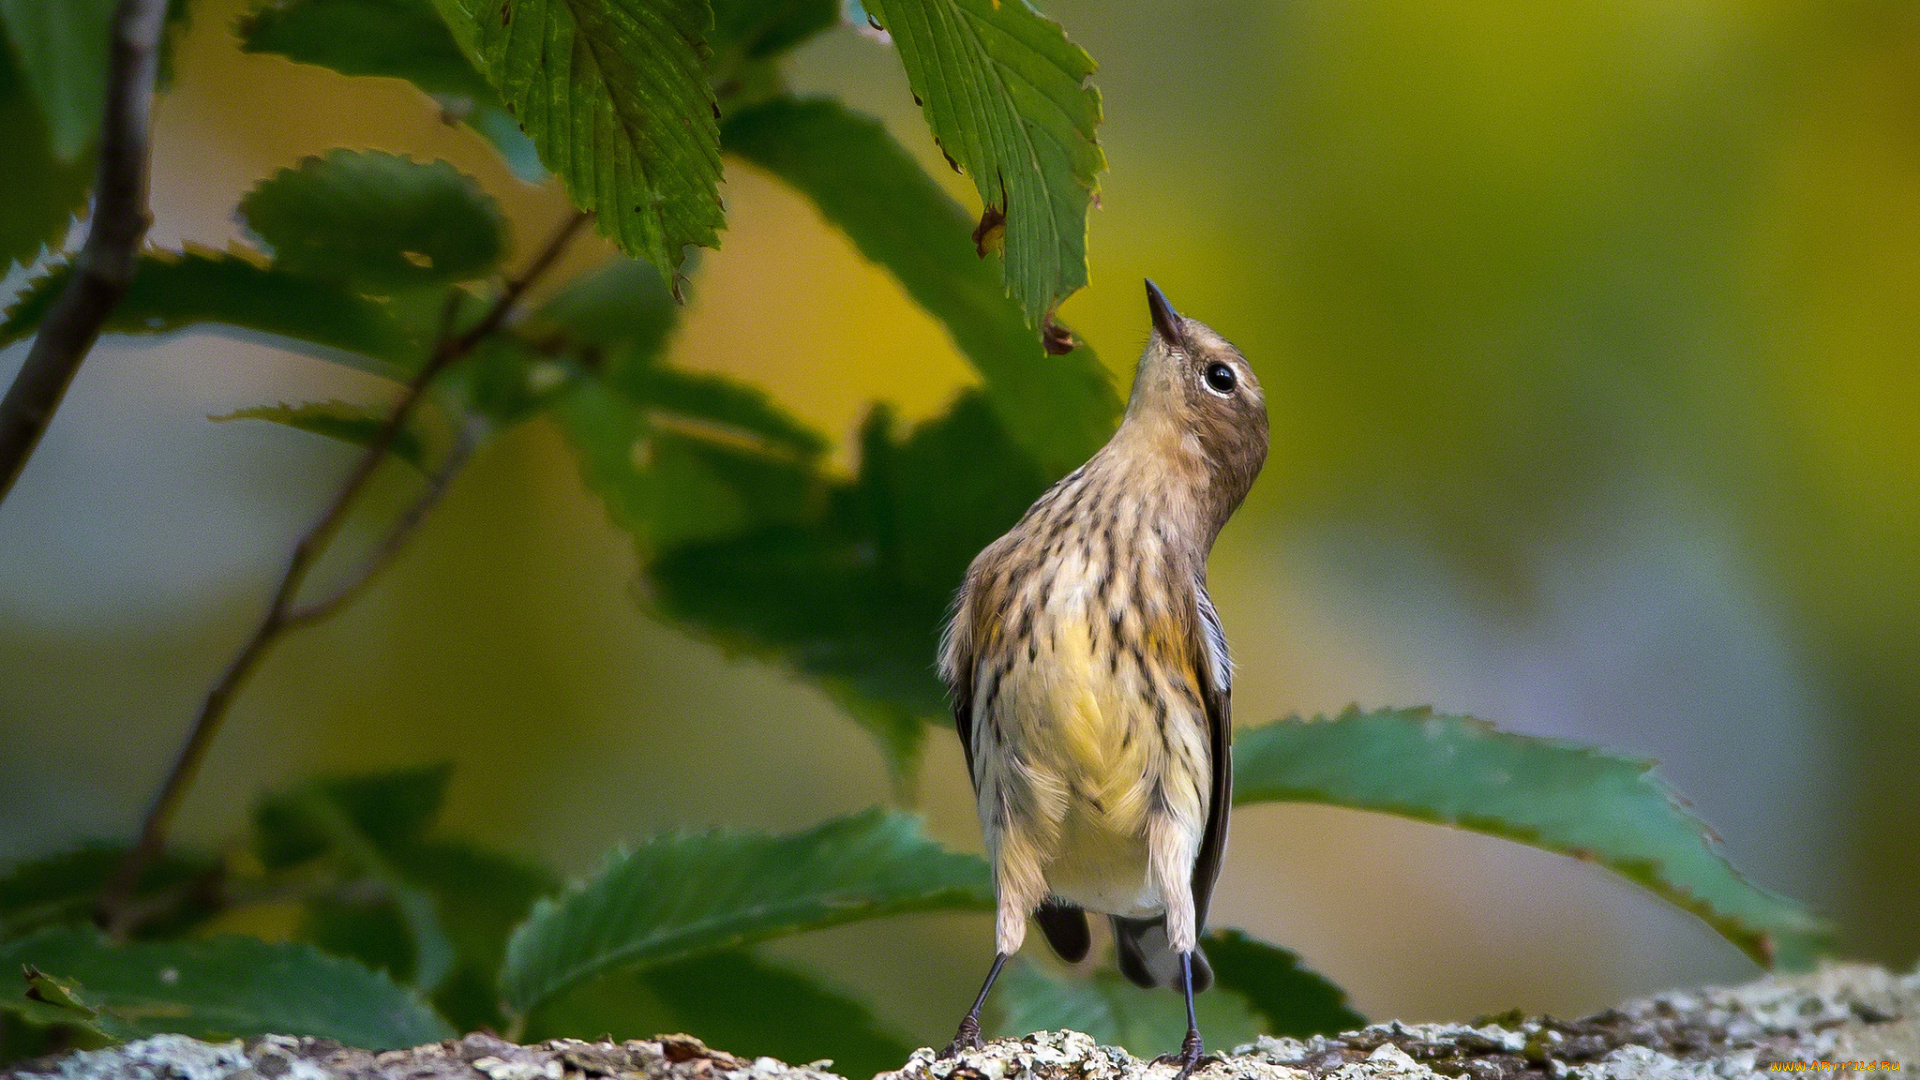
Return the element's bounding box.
[1204,362,1237,395]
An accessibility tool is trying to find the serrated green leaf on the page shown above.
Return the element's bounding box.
[0,928,454,1048]
[992,960,1261,1058]
[0,40,92,271]
[237,0,545,180]
[0,247,422,377]
[724,97,1118,475]
[0,844,220,943]
[545,256,1039,783]
[530,949,914,1078]
[0,0,114,160]
[500,808,991,1014]
[647,393,1049,781]
[1202,930,1362,1039]
[212,402,436,471]
[1234,706,1832,970]
[858,0,1102,324]
[238,150,507,292]
[429,0,724,275]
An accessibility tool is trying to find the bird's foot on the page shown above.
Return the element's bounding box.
[1152,1030,1212,1080]
[938,1016,984,1060]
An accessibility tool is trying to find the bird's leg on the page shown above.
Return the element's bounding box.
[940,952,1008,1059]
[1153,952,1212,1080]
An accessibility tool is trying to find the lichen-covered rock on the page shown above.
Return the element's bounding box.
[7,965,1914,1080]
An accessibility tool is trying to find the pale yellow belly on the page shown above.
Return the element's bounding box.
[973,593,1209,926]
[1045,802,1163,917]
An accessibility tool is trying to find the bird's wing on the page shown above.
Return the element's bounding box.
[1189,582,1234,936]
[939,577,978,790]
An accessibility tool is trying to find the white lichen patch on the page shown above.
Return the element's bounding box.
[472,1055,564,1080]
[10,1035,251,1080]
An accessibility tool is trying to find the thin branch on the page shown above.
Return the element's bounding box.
[0,0,171,505]
[283,413,489,629]
[95,210,591,929]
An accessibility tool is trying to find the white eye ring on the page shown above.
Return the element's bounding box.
[1203,362,1237,396]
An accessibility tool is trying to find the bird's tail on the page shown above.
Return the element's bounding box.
[1110,914,1213,991]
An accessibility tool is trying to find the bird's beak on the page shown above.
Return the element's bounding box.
[1145,279,1186,346]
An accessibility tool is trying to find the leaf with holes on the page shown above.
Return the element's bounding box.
[499,809,991,1015]
[429,0,724,276]
[238,150,508,292]
[859,0,1103,324]
[1233,706,1832,969]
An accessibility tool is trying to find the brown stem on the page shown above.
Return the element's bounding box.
[95,210,591,930]
[0,0,171,504]
[283,414,488,629]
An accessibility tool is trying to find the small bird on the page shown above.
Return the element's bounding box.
[939,281,1268,1076]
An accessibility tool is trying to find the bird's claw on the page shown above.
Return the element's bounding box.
[1152,1031,1212,1080]
[938,1016,985,1060]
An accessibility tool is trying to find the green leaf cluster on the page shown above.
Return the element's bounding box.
[0,757,1375,1065]
[225,0,1107,318]
[0,773,993,1067]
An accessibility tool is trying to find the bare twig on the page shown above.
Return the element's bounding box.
[95,211,591,928]
[0,0,171,505]
[283,413,489,629]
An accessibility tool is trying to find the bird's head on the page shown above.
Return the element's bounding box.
[1121,280,1270,522]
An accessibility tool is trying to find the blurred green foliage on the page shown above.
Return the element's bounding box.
[0,0,1879,1070]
